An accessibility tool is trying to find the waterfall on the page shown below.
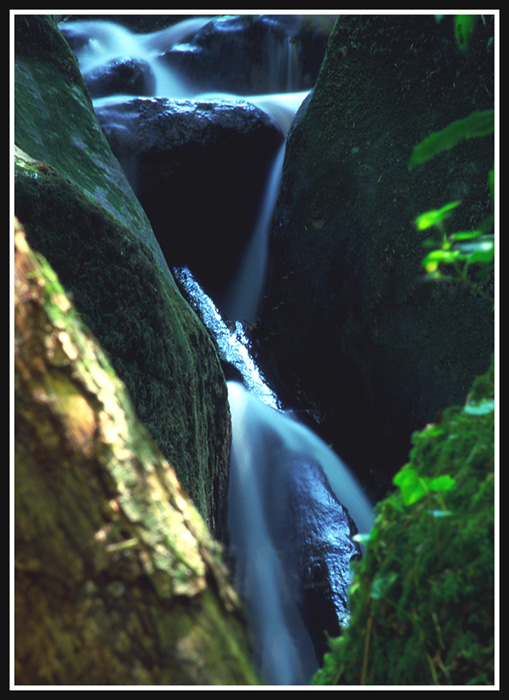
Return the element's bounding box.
[227,381,317,685]
[175,266,374,687]
[62,16,308,325]
[222,143,285,325]
[59,15,372,686]
[227,382,374,685]
[67,17,211,98]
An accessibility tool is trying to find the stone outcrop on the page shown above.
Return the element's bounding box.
[269,454,361,663]
[14,14,231,539]
[14,220,258,686]
[83,57,157,98]
[255,14,495,501]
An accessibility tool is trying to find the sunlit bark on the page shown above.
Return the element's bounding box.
[14,220,257,686]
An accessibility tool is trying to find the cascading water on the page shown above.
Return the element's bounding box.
[59,14,374,686]
[62,16,309,326]
[227,381,374,685]
[222,143,285,324]
[65,17,212,97]
[174,268,374,684]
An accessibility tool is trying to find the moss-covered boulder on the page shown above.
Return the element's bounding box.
[14,14,231,538]
[255,14,495,501]
[312,360,495,686]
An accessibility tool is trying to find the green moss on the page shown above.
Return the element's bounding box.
[14,15,231,536]
[15,162,229,534]
[14,15,169,275]
[313,359,495,686]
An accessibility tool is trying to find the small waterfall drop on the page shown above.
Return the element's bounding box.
[68,17,211,98]
[227,382,317,685]
[174,266,374,686]
[222,143,285,325]
[62,17,309,326]
[227,381,374,685]
[59,16,369,686]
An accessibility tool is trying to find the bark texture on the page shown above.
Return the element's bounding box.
[14,220,258,686]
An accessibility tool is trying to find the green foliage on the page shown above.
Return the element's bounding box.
[393,467,455,507]
[414,201,461,230]
[409,110,494,302]
[408,111,494,171]
[312,361,495,686]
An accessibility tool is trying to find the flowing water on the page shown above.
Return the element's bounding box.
[222,143,286,324]
[63,15,309,325]
[227,381,374,685]
[61,15,374,686]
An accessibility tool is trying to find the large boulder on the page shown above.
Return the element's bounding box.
[14,220,259,686]
[254,14,495,501]
[94,94,285,312]
[14,14,231,539]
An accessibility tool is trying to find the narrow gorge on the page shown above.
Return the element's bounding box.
[14,13,496,688]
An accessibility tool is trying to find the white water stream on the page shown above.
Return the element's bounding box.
[227,380,374,685]
[64,15,309,325]
[61,15,374,686]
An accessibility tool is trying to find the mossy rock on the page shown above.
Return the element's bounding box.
[14,14,231,538]
[312,359,495,686]
[255,14,495,501]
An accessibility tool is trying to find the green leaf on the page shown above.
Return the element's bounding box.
[393,468,456,505]
[428,474,456,493]
[415,201,461,230]
[422,249,460,273]
[393,467,428,506]
[450,230,483,241]
[422,426,445,437]
[409,110,494,170]
[454,15,478,53]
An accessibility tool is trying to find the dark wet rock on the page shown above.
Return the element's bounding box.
[95,94,285,310]
[254,14,495,502]
[269,453,361,663]
[83,57,156,98]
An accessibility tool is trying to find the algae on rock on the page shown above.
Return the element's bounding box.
[255,14,495,502]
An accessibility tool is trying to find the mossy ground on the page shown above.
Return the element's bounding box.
[312,359,495,686]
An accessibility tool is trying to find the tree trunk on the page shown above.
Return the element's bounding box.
[14,219,258,686]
